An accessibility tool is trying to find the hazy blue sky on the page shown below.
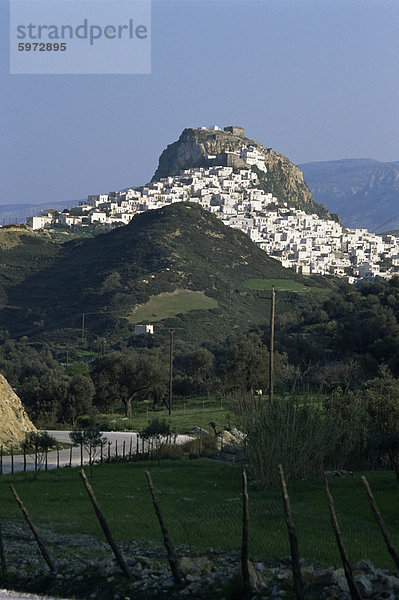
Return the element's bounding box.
[1,0,399,206]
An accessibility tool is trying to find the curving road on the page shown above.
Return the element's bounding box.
[0,430,192,475]
[0,591,70,600]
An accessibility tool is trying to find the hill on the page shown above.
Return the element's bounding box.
[300,158,399,231]
[153,127,337,221]
[0,225,59,305]
[0,203,329,345]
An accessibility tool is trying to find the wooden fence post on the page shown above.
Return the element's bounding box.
[278,464,304,600]
[361,476,399,569]
[9,485,56,573]
[80,443,83,467]
[57,448,60,469]
[0,524,7,580]
[123,441,126,461]
[69,445,72,468]
[23,447,26,472]
[136,435,139,460]
[129,437,133,461]
[10,446,14,475]
[145,471,184,587]
[115,440,118,461]
[324,475,362,600]
[79,469,130,579]
[108,441,111,461]
[45,450,48,471]
[241,469,251,597]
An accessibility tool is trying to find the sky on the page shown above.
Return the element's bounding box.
[1,0,399,207]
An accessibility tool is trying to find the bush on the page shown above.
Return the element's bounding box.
[241,397,342,488]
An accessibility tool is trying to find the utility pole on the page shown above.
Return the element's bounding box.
[269,286,275,402]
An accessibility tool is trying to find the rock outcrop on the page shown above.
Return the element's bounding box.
[0,373,36,447]
[152,127,335,220]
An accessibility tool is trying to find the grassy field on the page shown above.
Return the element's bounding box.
[244,278,328,293]
[129,289,218,323]
[1,461,398,569]
[98,395,233,434]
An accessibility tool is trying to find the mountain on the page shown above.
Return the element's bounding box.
[0,200,79,225]
[153,127,337,220]
[300,159,399,231]
[0,202,327,345]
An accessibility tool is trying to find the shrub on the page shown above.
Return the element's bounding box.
[241,397,342,488]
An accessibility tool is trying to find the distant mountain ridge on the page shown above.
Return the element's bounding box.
[300,159,399,231]
[0,200,78,225]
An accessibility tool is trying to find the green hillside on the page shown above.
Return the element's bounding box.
[0,203,331,345]
[0,225,58,305]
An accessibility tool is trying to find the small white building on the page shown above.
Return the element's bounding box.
[27,215,53,230]
[134,324,154,335]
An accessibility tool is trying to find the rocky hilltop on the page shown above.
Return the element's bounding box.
[0,373,36,447]
[152,127,335,220]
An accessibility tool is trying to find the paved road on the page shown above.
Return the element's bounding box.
[0,591,70,600]
[0,430,192,475]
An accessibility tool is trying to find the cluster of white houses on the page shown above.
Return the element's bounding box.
[26,129,399,283]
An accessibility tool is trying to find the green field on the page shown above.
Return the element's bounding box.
[244,278,328,293]
[98,395,232,434]
[1,462,398,569]
[129,289,218,323]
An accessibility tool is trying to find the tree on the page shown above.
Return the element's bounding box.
[91,353,123,412]
[219,334,290,395]
[140,418,171,466]
[118,353,168,418]
[220,334,266,393]
[372,431,399,481]
[91,351,168,418]
[19,372,69,425]
[62,375,95,425]
[69,426,107,476]
[22,431,57,477]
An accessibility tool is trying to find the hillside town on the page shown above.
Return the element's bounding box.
[26,127,399,284]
